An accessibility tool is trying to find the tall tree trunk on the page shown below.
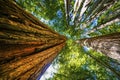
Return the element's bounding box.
[77,0,91,22]
[84,0,101,20]
[72,0,83,22]
[76,33,120,61]
[84,0,117,29]
[0,0,66,80]
[64,0,71,26]
[89,0,108,19]
[86,18,120,34]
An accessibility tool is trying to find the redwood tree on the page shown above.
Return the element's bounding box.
[76,33,120,61]
[0,0,66,80]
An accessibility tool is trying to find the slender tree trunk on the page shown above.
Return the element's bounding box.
[84,0,101,20]
[72,0,83,22]
[64,0,71,26]
[76,33,120,61]
[77,0,91,22]
[84,0,116,29]
[89,0,108,18]
[0,0,66,80]
[85,10,120,34]
[86,18,120,34]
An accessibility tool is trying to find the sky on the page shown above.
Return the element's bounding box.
[40,64,58,80]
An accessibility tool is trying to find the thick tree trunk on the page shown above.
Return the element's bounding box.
[76,33,120,61]
[0,0,66,80]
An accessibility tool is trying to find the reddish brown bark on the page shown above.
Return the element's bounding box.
[0,0,66,80]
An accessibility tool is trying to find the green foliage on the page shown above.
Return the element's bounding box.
[89,23,120,37]
[16,0,120,79]
[16,0,61,20]
[49,40,120,80]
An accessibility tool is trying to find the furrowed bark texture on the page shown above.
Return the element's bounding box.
[0,0,66,80]
[76,33,120,61]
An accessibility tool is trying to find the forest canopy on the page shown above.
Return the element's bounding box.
[12,0,120,80]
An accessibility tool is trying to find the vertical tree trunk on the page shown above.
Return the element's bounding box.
[64,0,71,26]
[76,33,120,61]
[0,0,66,80]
